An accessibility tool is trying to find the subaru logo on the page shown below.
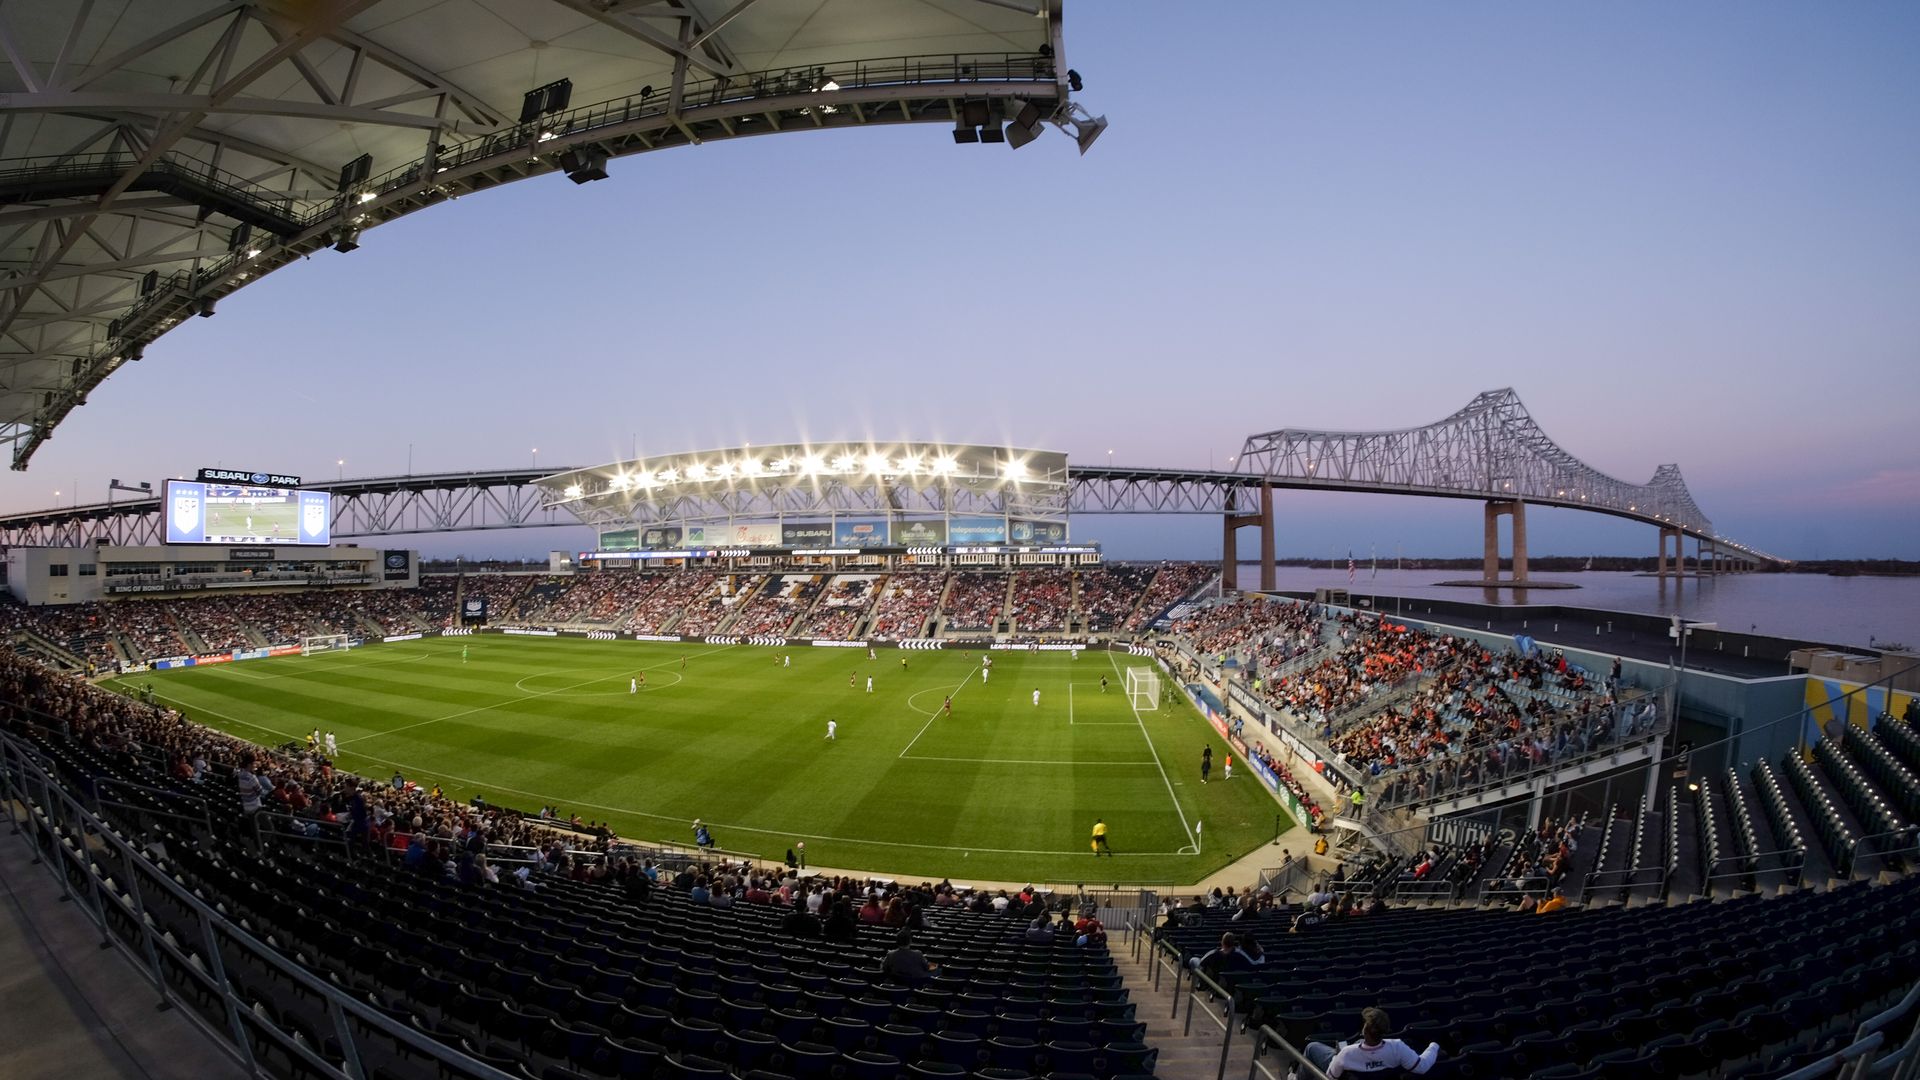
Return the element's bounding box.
[250,472,268,484]
[386,554,407,568]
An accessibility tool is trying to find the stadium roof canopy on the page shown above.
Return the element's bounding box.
[0,0,1090,470]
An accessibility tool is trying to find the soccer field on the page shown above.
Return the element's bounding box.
[205,498,298,538]
[111,637,1290,884]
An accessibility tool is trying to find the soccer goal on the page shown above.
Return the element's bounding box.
[1124,666,1161,712]
[300,634,353,657]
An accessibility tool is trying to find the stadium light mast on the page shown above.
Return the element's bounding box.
[337,458,344,481]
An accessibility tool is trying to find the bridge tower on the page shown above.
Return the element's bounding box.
[1482,499,1529,583]
[1221,484,1276,592]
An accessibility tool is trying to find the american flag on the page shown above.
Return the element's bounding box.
[1347,551,1356,585]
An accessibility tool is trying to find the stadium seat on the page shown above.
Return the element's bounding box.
[843,1050,903,1080]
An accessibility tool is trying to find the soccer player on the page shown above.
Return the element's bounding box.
[900,656,908,670]
[637,672,646,687]
[306,729,319,751]
[245,515,254,531]
[1224,754,1233,780]
[681,655,687,670]
[462,644,468,663]
[324,731,337,757]
[826,719,837,740]
[630,677,638,694]
[1032,688,1041,707]
[943,696,952,716]
[850,672,857,689]
[1100,675,1109,694]
[783,655,791,668]
[867,647,876,661]
[1200,746,1212,784]
[866,676,874,694]
[1092,818,1111,857]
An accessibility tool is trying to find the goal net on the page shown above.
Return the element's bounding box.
[1125,666,1161,712]
[300,634,353,657]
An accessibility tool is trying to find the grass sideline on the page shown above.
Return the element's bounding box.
[109,636,1290,884]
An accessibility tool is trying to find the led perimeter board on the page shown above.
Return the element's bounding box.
[164,479,331,545]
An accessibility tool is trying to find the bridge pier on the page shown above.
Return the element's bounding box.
[1220,484,1275,592]
[1482,499,1528,583]
[1656,526,1682,576]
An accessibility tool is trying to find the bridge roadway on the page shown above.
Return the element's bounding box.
[0,462,1781,580]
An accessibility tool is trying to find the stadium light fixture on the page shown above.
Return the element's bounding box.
[195,297,216,318]
[865,453,890,475]
[657,468,678,484]
[1002,459,1028,480]
[564,483,584,499]
[333,226,361,253]
[356,191,376,204]
[686,462,710,481]
[832,454,858,474]
[799,455,825,476]
[714,462,736,480]
[559,147,610,183]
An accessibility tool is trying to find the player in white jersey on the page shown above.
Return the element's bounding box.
[865,676,874,693]
[825,719,837,740]
[324,731,337,757]
[1033,688,1041,707]
[630,678,638,694]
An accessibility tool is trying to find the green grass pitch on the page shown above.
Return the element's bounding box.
[205,497,299,537]
[110,637,1290,884]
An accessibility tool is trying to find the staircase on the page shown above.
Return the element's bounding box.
[1112,936,1253,1080]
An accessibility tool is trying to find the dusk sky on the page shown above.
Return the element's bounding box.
[5,3,1916,561]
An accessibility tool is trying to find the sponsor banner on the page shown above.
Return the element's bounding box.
[681,524,780,548]
[152,658,191,670]
[781,522,834,547]
[891,519,947,546]
[229,548,277,561]
[631,634,681,642]
[268,645,303,656]
[834,519,889,548]
[199,467,301,487]
[640,525,683,549]
[461,597,488,622]
[809,639,871,649]
[383,549,412,580]
[438,628,474,638]
[599,529,641,552]
[1009,518,1067,544]
[119,663,151,675]
[896,639,946,650]
[233,648,271,662]
[948,516,1006,544]
[743,634,785,646]
[1248,754,1282,795]
[502,628,558,637]
[989,642,1088,652]
[384,633,423,643]
[194,654,232,665]
[705,635,739,646]
[585,630,619,641]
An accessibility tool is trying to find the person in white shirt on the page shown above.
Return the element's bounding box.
[826,719,837,740]
[1305,1007,1440,1077]
[1032,688,1041,707]
[865,676,874,693]
[784,655,791,667]
[324,731,337,757]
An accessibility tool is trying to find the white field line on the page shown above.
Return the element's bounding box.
[139,693,1187,858]
[338,646,734,747]
[1107,649,1198,852]
[896,667,977,758]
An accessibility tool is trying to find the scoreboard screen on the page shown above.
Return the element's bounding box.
[164,479,331,546]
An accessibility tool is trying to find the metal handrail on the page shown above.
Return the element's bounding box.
[1248,1024,1334,1080]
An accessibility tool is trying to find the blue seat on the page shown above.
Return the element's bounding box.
[843,1050,903,1080]
[1043,1041,1098,1075]
[875,1023,927,1061]
[725,1028,781,1072]
[779,1041,840,1080]
[824,1016,873,1053]
[661,1052,730,1080]
[1100,1043,1156,1076]
[989,1037,1040,1073]
[933,1031,985,1070]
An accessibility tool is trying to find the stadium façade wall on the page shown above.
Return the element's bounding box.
[7,544,418,606]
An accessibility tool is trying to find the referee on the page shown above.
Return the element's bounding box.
[1091,818,1112,857]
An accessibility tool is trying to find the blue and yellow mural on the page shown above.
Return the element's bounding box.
[1802,678,1916,755]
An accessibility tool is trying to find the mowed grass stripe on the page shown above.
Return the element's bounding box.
[118,637,1289,882]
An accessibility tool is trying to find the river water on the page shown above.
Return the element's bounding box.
[1231,567,1919,650]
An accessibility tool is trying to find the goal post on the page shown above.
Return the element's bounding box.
[300,634,353,657]
[1124,666,1161,712]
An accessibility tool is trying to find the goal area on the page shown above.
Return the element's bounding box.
[300,634,353,657]
[1124,666,1161,712]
